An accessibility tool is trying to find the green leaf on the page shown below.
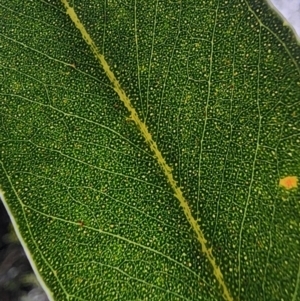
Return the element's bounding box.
[0,0,300,300]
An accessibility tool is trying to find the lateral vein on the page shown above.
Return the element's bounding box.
[60,1,233,300]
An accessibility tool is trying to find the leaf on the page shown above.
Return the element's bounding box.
[0,0,300,300]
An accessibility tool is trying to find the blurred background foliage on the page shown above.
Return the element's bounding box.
[0,202,48,301]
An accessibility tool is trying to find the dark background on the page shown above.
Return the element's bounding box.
[0,201,48,301]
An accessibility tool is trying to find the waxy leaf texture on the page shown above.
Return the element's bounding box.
[0,0,300,300]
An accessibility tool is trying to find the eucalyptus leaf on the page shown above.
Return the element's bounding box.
[0,0,300,300]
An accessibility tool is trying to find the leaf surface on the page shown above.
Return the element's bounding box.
[0,0,300,300]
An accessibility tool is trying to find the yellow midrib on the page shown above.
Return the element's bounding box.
[60,1,233,300]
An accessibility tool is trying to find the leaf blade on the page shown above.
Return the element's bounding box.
[1,0,300,300]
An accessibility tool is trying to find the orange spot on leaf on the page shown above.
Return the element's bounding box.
[77,220,84,227]
[279,176,298,190]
